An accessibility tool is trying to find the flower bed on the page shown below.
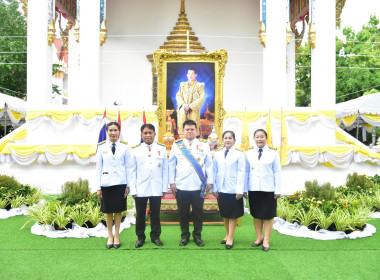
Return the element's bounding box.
[275,173,380,239]
[0,175,43,219]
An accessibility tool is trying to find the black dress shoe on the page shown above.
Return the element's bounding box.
[225,243,233,250]
[252,240,263,247]
[179,238,189,246]
[152,239,164,246]
[113,243,121,249]
[262,246,270,252]
[106,243,113,249]
[194,238,205,247]
[220,239,227,244]
[135,239,145,248]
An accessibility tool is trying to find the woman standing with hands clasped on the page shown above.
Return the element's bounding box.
[212,131,246,249]
[245,129,281,252]
[96,122,130,249]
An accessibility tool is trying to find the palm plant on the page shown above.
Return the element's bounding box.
[70,207,89,227]
[282,204,298,223]
[0,197,9,209]
[295,207,316,227]
[86,206,103,226]
[331,209,353,232]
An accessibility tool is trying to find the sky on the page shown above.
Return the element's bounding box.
[338,0,380,36]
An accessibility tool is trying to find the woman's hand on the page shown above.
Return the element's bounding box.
[206,184,212,192]
[97,190,102,199]
[124,187,130,198]
[274,194,281,199]
[212,192,218,198]
[170,184,177,196]
[243,192,248,198]
[236,194,243,200]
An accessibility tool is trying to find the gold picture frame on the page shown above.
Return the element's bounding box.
[153,49,228,143]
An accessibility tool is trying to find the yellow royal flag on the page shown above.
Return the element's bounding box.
[240,109,250,150]
[265,110,273,148]
[280,110,288,166]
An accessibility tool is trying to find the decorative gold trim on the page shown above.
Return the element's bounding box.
[153,49,228,142]
[258,21,267,48]
[47,20,56,46]
[336,0,347,27]
[99,20,108,46]
[286,23,293,45]
[20,0,28,20]
[74,19,80,43]
[307,22,316,49]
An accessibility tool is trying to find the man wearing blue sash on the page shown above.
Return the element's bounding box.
[169,120,213,247]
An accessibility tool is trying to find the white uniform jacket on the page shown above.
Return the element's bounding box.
[168,138,213,191]
[212,146,245,195]
[96,140,130,190]
[245,145,281,194]
[129,142,168,197]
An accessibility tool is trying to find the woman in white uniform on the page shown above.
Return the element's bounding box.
[96,122,130,249]
[212,131,245,249]
[245,129,281,252]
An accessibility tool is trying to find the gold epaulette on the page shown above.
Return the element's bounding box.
[269,146,277,151]
[216,147,223,152]
[174,139,182,143]
[98,140,106,146]
[199,139,208,143]
[131,143,141,149]
[245,146,254,151]
[120,140,128,145]
[235,147,243,152]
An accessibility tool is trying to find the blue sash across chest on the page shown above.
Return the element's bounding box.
[177,140,207,198]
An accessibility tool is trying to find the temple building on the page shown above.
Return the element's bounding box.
[0,0,379,194]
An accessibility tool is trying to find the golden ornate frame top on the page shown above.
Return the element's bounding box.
[153,49,228,142]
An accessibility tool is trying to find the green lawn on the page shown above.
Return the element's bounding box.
[0,214,379,280]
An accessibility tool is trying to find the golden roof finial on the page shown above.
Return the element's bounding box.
[180,0,185,14]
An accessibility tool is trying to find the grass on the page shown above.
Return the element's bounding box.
[0,214,379,280]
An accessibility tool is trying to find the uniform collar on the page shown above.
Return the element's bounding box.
[224,146,235,152]
[108,140,120,147]
[143,142,154,149]
[255,145,268,152]
[183,138,197,146]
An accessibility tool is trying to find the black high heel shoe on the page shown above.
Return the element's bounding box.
[106,243,113,249]
[220,239,227,244]
[252,240,263,247]
[225,243,233,250]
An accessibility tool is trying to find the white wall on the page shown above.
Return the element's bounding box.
[102,0,262,110]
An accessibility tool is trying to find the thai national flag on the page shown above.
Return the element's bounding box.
[98,109,107,144]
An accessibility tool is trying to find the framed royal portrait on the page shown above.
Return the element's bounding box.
[153,49,228,143]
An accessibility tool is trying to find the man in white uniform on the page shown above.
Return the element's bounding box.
[130,124,168,248]
[169,119,213,247]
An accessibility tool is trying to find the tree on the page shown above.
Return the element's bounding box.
[336,15,380,103]
[295,15,380,106]
[0,0,27,99]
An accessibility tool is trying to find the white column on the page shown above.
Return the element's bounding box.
[77,0,101,106]
[262,0,287,108]
[27,0,52,107]
[67,28,80,105]
[310,0,336,109]
[286,33,296,107]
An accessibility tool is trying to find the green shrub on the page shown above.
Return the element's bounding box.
[0,175,33,200]
[344,172,374,195]
[57,178,90,206]
[304,180,335,201]
[370,174,380,185]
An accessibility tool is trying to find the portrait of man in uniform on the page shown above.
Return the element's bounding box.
[167,62,215,139]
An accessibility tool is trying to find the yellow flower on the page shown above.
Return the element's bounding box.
[300,197,303,201]
[317,201,322,204]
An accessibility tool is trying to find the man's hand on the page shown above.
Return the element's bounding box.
[132,195,136,200]
[212,192,219,199]
[97,190,102,199]
[170,184,177,196]
[243,192,248,198]
[206,184,212,192]
[274,194,281,199]
[162,192,166,198]
[124,187,130,198]
[236,194,243,200]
